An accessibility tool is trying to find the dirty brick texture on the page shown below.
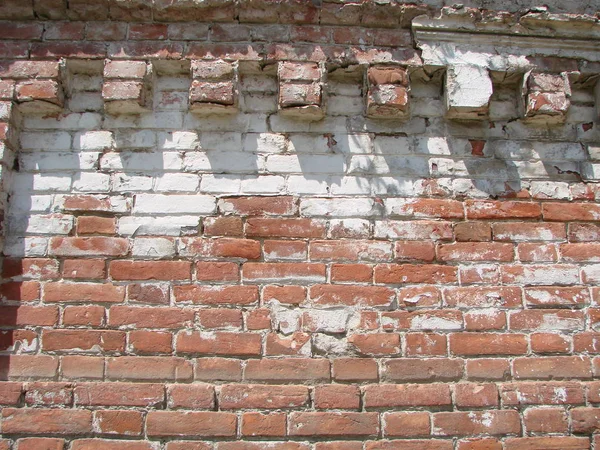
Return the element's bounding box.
[1,0,600,449]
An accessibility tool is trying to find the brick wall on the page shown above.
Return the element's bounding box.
[1,1,600,449]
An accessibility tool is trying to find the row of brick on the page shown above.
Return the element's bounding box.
[5,380,600,409]
[2,355,600,383]
[1,407,599,438]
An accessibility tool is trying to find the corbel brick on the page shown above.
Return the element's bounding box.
[444,65,492,120]
[278,61,324,120]
[366,65,410,120]
[521,71,570,124]
[102,60,152,115]
[189,59,238,115]
[12,61,64,114]
[595,78,600,122]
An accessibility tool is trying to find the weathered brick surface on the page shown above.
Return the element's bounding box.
[0,2,598,448]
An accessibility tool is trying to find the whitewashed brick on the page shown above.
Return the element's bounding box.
[158,131,200,150]
[6,214,74,236]
[200,132,243,151]
[19,152,100,171]
[4,237,49,257]
[266,154,346,174]
[330,177,372,195]
[73,131,114,150]
[243,133,287,153]
[373,135,411,154]
[23,113,102,130]
[155,90,188,111]
[327,95,363,116]
[8,195,54,214]
[68,92,104,113]
[333,134,372,154]
[370,177,417,196]
[286,175,330,195]
[156,76,189,91]
[12,173,72,192]
[132,237,177,258]
[70,74,103,91]
[112,174,154,192]
[301,198,382,218]
[348,155,429,176]
[240,176,285,194]
[119,216,199,236]
[20,131,71,150]
[137,112,185,130]
[288,134,330,154]
[53,194,131,213]
[328,219,370,239]
[133,194,216,214]
[444,65,492,119]
[115,130,156,149]
[530,181,570,200]
[155,173,199,192]
[184,152,264,173]
[73,173,111,192]
[100,152,183,171]
[200,174,241,194]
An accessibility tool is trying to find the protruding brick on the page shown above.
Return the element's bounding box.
[189,59,238,115]
[278,61,323,120]
[103,60,151,114]
[16,79,64,113]
[444,65,492,120]
[521,71,570,124]
[367,65,410,120]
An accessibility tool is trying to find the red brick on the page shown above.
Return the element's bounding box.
[263,285,306,305]
[15,438,65,450]
[266,332,311,356]
[450,333,527,356]
[517,243,558,262]
[383,358,463,382]
[219,196,297,216]
[388,198,463,219]
[383,411,430,437]
[109,260,191,281]
[543,202,600,221]
[531,332,571,353]
[459,265,500,285]
[493,222,565,241]
[195,358,242,382]
[61,356,103,380]
[106,356,192,382]
[203,216,243,237]
[466,200,541,219]
[146,411,236,437]
[437,242,514,262]
[332,358,378,382]
[77,216,116,235]
[62,195,129,213]
[509,309,583,331]
[0,305,58,326]
[504,437,589,450]
[176,331,261,356]
[108,306,193,329]
[245,358,330,383]
[0,22,43,39]
[310,240,391,262]
[466,359,510,381]
[2,258,59,279]
[42,329,125,353]
[196,262,239,282]
[288,412,379,437]
[0,355,58,379]
[375,264,457,284]
[523,408,568,433]
[394,241,436,262]
[456,439,502,450]
[316,444,362,450]
[241,412,286,437]
[246,308,271,330]
[24,382,72,406]
[129,23,168,40]
[405,333,447,356]
[174,285,259,305]
[454,383,498,408]
[331,263,373,283]
[86,22,128,41]
[569,223,600,242]
[454,222,491,242]
[127,283,169,305]
[363,384,451,408]
[244,262,326,283]
[310,285,394,307]
[264,240,307,260]
[218,444,309,450]
[220,384,309,409]
[432,410,520,436]
[397,286,441,308]
[62,259,106,279]
[167,384,215,409]
[198,308,243,329]
[0,281,40,301]
[571,407,600,433]
[2,408,92,434]
[179,238,261,259]
[349,333,400,355]
[464,309,506,331]
[314,385,360,410]
[94,410,142,435]
[63,305,105,327]
[365,441,452,450]
[513,356,592,379]
[524,286,590,308]
[246,218,325,238]
[0,382,23,405]
[574,332,600,353]
[562,243,600,261]
[49,237,128,256]
[129,330,172,354]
